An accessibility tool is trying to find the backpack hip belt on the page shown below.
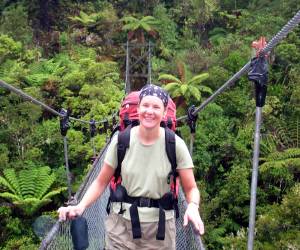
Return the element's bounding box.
[109,187,178,240]
[110,192,176,210]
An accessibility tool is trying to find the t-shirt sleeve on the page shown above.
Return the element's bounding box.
[175,135,194,169]
[104,134,118,169]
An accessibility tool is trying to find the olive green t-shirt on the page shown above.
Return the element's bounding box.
[104,126,194,222]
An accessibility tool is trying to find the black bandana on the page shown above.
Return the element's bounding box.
[139,84,169,107]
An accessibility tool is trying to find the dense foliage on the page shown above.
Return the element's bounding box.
[0,0,299,249]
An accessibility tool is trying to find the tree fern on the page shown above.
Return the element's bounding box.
[0,167,66,215]
[121,15,159,42]
[69,11,100,27]
[159,63,211,106]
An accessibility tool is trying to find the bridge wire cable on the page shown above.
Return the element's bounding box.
[0,79,118,126]
[176,9,300,122]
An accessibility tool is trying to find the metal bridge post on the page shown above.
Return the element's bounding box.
[247,107,262,250]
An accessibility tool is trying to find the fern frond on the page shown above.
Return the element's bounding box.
[0,192,22,202]
[188,73,209,85]
[265,148,300,162]
[198,85,213,94]
[140,22,152,32]
[286,118,300,148]
[163,82,180,92]
[0,176,16,194]
[180,84,188,96]
[42,187,67,200]
[188,86,201,101]
[260,134,277,156]
[24,74,50,86]
[208,27,227,37]
[35,167,55,199]
[158,74,181,84]
[3,169,22,196]
[273,118,300,149]
[121,16,138,23]
[19,168,38,198]
[260,157,300,174]
[141,16,157,23]
[172,88,182,98]
[122,23,139,31]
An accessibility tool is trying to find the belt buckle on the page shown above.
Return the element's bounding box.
[139,197,151,207]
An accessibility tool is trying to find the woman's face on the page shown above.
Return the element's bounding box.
[138,95,165,130]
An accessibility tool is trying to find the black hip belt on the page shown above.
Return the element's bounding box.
[124,194,175,211]
[125,196,160,207]
[107,185,178,240]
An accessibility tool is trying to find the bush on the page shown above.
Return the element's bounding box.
[4,235,38,250]
[0,35,22,63]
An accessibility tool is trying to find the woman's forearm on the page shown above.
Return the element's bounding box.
[78,163,115,209]
[185,186,200,206]
[78,179,105,209]
[178,168,200,205]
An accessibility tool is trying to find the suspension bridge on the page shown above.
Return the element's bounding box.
[0,9,299,250]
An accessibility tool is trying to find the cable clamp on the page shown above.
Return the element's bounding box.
[60,109,70,136]
[187,105,198,134]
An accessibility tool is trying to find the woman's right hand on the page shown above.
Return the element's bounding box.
[57,204,85,221]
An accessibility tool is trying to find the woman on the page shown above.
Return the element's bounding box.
[58,84,204,249]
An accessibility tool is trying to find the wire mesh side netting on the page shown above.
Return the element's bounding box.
[43,140,204,250]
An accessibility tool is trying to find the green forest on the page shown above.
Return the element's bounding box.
[0,0,299,249]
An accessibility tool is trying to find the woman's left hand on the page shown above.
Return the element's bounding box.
[183,203,205,235]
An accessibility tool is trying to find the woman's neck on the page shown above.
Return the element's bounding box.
[137,125,160,145]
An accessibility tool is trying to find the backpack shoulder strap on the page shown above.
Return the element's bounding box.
[165,128,177,174]
[115,125,131,180]
[165,127,180,218]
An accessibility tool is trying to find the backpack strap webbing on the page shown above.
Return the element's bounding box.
[165,128,179,219]
[165,128,177,176]
[115,125,131,181]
